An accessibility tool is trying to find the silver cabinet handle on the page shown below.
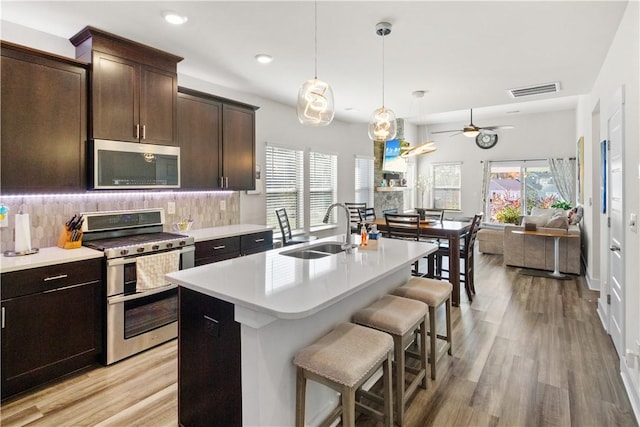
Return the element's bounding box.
[254,238,265,243]
[610,245,621,252]
[142,125,146,140]
[135,124,140,139]
[44,274,68,282]
[213,245,226,250]
[1,307,5,329]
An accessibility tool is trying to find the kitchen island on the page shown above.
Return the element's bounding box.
[167,235,436,427]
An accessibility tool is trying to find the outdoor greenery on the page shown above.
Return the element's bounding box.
[495,205,521,224]
[551,201,572,210]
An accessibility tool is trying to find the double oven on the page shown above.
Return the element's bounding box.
[82,209,194,365]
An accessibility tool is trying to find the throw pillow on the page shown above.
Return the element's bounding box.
[546,211,569,229]
[569,206,584,225]
[523,214,551,227]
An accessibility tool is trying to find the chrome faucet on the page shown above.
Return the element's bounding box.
[323,203,358,253]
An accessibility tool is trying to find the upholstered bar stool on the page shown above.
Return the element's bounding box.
[352,295,428,427]
[293,322,394,427]
[392,277,453,381]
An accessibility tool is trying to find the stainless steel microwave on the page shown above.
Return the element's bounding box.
[89,139,180,189]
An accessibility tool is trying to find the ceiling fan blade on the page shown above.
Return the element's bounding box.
[482,125,514,130]
[480,129,497,135]
[449,131,463,137]
[431,129,460,134]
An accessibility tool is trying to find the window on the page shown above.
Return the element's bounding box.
[484,160,563,224]
[309,151,337,227]
[354,156,374,208]
[265,145,339,234]
[432,162,462,210]
[265,145,304,231]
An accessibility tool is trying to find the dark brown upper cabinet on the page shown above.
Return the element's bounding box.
[177,87,257,191]
[70,26,182,146]
[1,41,88,194]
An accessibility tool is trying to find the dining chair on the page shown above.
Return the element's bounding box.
[384,213,422,275]
[381,208,398,216]
[344,202,367,233]
[435,213,483,301]
[417,208,444,223]
[358,207,376,223]
[275,208,317,246]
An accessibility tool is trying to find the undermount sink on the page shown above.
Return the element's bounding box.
[280,241,345,259]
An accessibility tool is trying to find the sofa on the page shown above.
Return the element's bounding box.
[502,206,582,275]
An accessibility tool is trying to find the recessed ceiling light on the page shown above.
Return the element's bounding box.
[254,54,273,64]
[162,11,188,25]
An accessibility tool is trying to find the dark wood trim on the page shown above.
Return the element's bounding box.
[1,40,89,68]
[178,86,259,111]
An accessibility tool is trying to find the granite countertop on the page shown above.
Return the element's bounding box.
[166,235,436,320]
[0,247,104,273]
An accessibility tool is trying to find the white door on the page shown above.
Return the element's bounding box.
[608,87,625,358]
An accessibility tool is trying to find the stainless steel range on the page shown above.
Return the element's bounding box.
[82,208,195,365]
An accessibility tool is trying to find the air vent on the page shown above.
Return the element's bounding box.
[507,82,561,98]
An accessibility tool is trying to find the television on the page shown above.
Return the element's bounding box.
[382,139,407,173]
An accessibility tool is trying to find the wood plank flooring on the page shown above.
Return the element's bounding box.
[1,252,637,426]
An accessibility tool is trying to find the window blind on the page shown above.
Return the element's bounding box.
[309,151,338,226]
[265,145,304,231]
[355,156,374,208]
[432,162,462,210]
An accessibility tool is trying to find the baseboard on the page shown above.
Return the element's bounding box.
[585,269,601,291]
[596,301,609,332]
[620,359,640,425]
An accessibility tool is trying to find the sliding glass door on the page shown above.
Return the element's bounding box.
[485,160,562,223]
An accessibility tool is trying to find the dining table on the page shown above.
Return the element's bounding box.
[372,217,473,306]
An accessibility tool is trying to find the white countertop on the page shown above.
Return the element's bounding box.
[0,246,104,273]
[183,224,273,242]
[166,235,436,320]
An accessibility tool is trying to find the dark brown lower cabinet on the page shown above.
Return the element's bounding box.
[179,287,241,427]
[194,230,273,266]
[1,259,103,400]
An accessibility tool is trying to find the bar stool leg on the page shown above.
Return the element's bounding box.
[342,386,356,427]
[446,298,452,356]
[393,335,405,426]
[429,306,437,380]
[295,367,306,427]
[383,353,393,427]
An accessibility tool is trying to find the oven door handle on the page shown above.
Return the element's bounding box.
[108,283,177,305]
[107,245,195,267]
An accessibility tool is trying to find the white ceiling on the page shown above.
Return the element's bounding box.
[1,1,628,126]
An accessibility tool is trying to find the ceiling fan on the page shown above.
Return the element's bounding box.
[431,108,514,137]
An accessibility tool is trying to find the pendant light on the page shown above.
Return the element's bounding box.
[368,22,397,141]
[296,0,334,126]
[401,90,437,158]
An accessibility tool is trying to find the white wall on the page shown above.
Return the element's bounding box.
[578,0,640,416]
[416,109,577,217]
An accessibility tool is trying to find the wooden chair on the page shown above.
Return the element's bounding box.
[384,213,421,275]
[435,213,483,301]
[344,202,367,233]
[275,208,317,246]
[381,208,398,216]
[358,207,376,223]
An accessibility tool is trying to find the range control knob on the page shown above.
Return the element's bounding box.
[137,247,145,253]
[179,240,186,246]
[152,245,160,250]
[166,242,174,248]
[120,249,129,256]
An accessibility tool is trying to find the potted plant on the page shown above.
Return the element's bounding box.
[551,201,572,210]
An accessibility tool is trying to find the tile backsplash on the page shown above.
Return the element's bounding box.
[0,192,239,252]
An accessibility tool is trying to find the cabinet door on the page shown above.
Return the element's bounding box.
[1,46,87,193]
[1,281,102,398]
[179,287,241,426]
[222,104,255,190]
[92,51,139,143]
[178,93,222,189]
[140,66,178,146]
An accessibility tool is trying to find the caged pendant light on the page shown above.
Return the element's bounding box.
[296,0,334,126]
[368,22,397,141]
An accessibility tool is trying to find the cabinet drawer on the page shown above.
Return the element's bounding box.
[240,231,273,255]
[1,258,103,300]
[195,237,241,262]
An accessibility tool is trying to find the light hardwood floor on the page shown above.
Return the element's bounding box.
[1,253,637,426]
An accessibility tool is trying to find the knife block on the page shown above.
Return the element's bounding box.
[57,226,83,249]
